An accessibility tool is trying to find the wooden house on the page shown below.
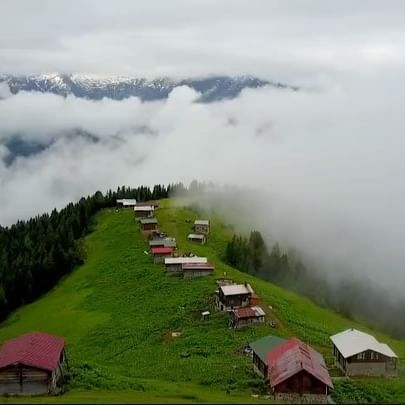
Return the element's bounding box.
[140,218,158,232]
[182,263,214,278]
[216,283,254,311]
[267,338,333,404]
[149,237,177,249]
[330,328,398,377]
[150,247,173,263]
[194,220,210,235]
[229,306,265,328]
[136,201,159,208]
[0,332,67,395]
[187,233,206,244]
[248,335,286,378]
[116,198,137,208]
[134,205,154,218]
[164,257,208,275]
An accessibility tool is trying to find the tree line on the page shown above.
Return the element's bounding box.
[0,183,185,322]
[225,231,405,338]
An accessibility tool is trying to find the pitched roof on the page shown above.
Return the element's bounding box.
[117,198,137,205]
[330,328,398,359]
[267,338,333,390]
[232,305,265,319]
[249,335,286,363]
[165,257,208,265]
[0,331,65,371]
[182,262,214,270]
[151,247,173,255]
[188,233,205,239]
[140,218,157,224]
[149,238,176,247]
[220,284,251,296]
[134,205,154,211]
[194,220,209,226]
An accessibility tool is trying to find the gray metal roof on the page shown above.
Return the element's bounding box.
[330,328,398,359]
[140,218,158,224]
[194,220,209,226]
[149,238,176,247]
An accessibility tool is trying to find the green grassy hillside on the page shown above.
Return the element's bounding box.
[0,199,404,403]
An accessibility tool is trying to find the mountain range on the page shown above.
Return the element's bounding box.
[0,73,297,102]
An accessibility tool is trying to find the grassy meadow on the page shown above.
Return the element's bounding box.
[0,199,404,403]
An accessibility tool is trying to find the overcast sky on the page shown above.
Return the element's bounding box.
[1,1,405,294]
[1,0,405,84]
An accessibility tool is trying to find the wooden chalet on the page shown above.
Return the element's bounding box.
[139,218,158,232]
[149,237,177,249]
[187,233,206,244]
[134,204,154,218]
[116,198,137,208]
[164,257,207,275]
[182,262,214,278]
[330,328,398,377]
[194,219,210,235]
[0,332,67,395]
[249,335,286,377]
[150,246,173,263]
[216,283,254,311]
[267,338,333,404]
[229,305,265,328]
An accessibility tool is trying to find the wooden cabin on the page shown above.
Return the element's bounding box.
[216,283,254,311]
[194,220,210,235]
[134,205,154,218]
[116,198,137,208]
[182,263,214,278]
[229,306,265,328]
[139,218,158,232]
[187,233,206,244]
[150,247,173,263]
[149,237,177,249]
[248,335,286,378]
[164,257,208,275]
[267,338,333,404]
[330,328,399,377]
[0,332,67,396]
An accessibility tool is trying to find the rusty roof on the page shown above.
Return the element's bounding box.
[0,331,65,372]
[182,262,214,270]
[267,338,333,389]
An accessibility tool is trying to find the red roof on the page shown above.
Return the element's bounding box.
[232,307,257,319]
[267,338,333,389]
[151,247,173,255]
[0,332,65,371]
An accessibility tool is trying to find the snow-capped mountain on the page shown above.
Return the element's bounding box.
[0,74,297,102]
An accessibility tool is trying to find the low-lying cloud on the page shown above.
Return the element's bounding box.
[1,77,405,300]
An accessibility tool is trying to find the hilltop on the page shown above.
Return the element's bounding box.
[0,199,404,403]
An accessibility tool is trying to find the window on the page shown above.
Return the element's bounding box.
[357,352,365,360]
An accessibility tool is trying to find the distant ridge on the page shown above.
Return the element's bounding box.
[0,73,298,102]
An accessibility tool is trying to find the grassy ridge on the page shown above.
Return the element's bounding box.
[0,199,404,403]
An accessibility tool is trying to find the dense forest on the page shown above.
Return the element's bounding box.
[225,231,405,338]
[0,183,186,322]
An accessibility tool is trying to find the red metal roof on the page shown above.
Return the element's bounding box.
[151,247,173,255]
[0,331,65,372]
[267,338,333,389]
[232,307,257,319]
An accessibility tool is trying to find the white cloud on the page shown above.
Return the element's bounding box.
[1,0,405,84]
[1,75,405,296]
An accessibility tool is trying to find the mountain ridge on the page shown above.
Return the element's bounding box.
[0,73,298,102]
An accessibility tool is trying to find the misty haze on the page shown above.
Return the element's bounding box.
[0,1,404,403]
